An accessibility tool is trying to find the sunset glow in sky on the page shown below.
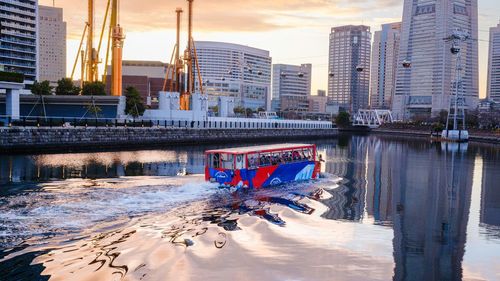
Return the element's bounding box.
[40,0,500,98]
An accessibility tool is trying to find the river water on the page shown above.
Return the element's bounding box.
[0,134,499,281]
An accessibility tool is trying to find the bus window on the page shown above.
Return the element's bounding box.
[236,154,245,169]
[211,153,220,169]
[248,153,259,169]
[221,153,234,169]
[260,153,271,166]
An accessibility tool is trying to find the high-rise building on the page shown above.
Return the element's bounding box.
[38,5,66,84]
[193,41,272,110]
[0,0,38,82]
[370,22,401,109]
[487,21,500,103]
[393,0,479,119]
[272,63,312,112]
[328,25,371,113]
[308,95,328,113]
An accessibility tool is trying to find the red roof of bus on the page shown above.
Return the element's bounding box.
[205,143,315,154]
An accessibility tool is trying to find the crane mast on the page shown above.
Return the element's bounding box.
[86,0,99,82]
[180,0,194,110]
[175,8,183,93]
[111,0,124,96]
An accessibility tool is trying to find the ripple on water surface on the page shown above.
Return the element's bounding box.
[0,175,217,248]
[1,175,360,281]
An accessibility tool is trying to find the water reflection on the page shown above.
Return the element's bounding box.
[320,135,500,281]
[0,149,206,187]
[0,136,499,280]
[480,146,500,237]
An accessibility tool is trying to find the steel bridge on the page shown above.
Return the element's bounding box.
[352,109,394,128]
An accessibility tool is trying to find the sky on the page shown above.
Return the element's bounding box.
[40,0,500,99]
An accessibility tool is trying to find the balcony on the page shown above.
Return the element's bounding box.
[0,37,36,47]
[0,5,35,18]
[0,13,36,24]
[2,29,35,39]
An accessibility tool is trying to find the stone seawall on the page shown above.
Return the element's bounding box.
[0,127,338,153]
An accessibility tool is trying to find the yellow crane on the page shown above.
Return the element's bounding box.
[70,0,124,96]
[163,0,204,110]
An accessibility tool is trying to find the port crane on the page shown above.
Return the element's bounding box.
[162,0,204,110]
[70,0,124,97]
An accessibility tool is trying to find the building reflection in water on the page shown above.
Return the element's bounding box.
[319,135,483,281]
[480,146,500,235]
[1,137,498,280]
[0,149,206,186]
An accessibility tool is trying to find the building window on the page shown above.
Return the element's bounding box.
[453,4,468,16]
[415,4,435,16]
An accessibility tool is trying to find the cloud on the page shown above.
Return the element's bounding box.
[42,0,402,38]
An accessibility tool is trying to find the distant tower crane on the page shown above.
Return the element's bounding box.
[70,0,124,96]
[110,0,125,97]
[163,0,204,111]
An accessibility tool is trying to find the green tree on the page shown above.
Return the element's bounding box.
[335,111,351,128]
[466,110,479,128]
[438,110,448,124]
[234,106,245,115]
[31,80,53,96]
[56,78,81,96]
[82,81,106,96]
[125,86,145,117]
[86,104,102,118]
[245,108,254,118]
[210,105,219,115]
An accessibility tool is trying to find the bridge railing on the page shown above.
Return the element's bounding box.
[0,115,336,130]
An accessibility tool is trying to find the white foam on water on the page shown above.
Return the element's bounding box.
[0,176,219,247]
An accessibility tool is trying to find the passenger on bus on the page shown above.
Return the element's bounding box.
[249,157,256,168]
[213,153,220,168]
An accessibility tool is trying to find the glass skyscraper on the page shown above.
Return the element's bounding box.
[393,0,479,119]
[328,25,371,113]
[0,0,38,82]
[487,21,500,102]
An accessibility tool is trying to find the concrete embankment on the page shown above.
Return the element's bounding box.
[0,127,338,153]
[371,128,499,144]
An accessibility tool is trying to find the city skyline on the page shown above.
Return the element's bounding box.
[39,0,500,99]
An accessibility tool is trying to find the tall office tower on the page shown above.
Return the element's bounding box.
[38,5,66,84]
[328,25,371,113]
[0,0,38,82]
[193,41,272,110]
[393,0,479,119]
[370,22,401,109]
[271,63,312,112]
[487,21,500,102]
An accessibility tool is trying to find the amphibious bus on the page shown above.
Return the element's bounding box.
[205,144,321,189]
